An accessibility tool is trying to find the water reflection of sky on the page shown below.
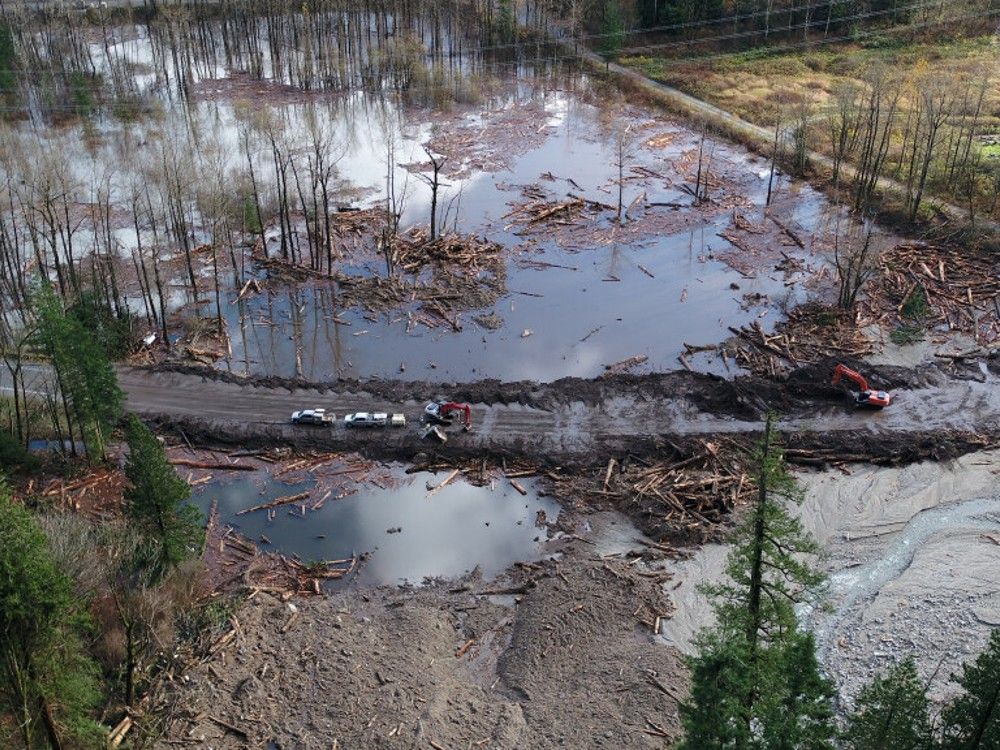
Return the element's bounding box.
[193,470,559,586]
[207,91,833,382]
[12,15,869,383]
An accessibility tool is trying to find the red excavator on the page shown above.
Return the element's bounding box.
[832,364,892,409]
[424,401,472,431]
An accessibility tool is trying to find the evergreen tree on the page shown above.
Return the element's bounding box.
[68,290,134,359]
[679,415,834,749]
[0,480,104,749]
[33,281,123,460]
[0,22,17,98]
[496,0,516,43]
[759,631,836,750]
[940,629,1000,750]
[843,657,932,750]
[679,633,755,747]
[601,0,625,58]
[123,415,203,578]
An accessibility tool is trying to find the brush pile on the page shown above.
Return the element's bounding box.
[393,229,504,277]
[861,242,1000,343]
[726,303,873,378]
[207,510,357,597]
[558,441,754,544]
[179,316,230,365]
[504,196,590,227]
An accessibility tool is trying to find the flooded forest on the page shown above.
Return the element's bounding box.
[0,0,861,396]
[5,1,1000,749]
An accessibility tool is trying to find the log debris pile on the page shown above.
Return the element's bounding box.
[861,242,1000,343]
[604,354,649,375]
[503,188,703,249]
[326,231,508,328]
[426,99,554,177]
[393,229,504,277]
[254,207,386,274]
[503,196,592,227]
[247,551,358,596]
[180,316,231,365]
[37,468,125,516]
[727,302,873,378]
[716,211,811,279]
[209,511,357,597]
[558,441,754,545]
[330,207,386,254]
[407,455,551,490]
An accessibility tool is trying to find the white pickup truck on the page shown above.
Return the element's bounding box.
[344,412,406,428]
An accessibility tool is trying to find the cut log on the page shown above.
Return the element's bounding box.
[169,458,255,472]
[508,478,528,496]
[426,469,461,498]
[236,492,310,515]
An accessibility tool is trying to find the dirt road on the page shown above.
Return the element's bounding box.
[9,360,998,465]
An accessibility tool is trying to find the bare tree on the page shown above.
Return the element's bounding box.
[905,73,955,222]
[380,114,411,277]
[826,82,863,192]
[834,221,880,310]
[614,124,633,224]
[852,66,902,213]
[416,146,448,241]
[766,114,782,207]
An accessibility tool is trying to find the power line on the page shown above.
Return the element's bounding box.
[0,2,994,112]
[618,5,1000,68]
[0,0,970,66]
[597,0,978,58]
[465,0,865,54]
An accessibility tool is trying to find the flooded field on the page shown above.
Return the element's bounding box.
[0,6,879,384]
[192,464,559,585]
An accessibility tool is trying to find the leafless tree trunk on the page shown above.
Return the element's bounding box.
[417,147,448,241]
[834,222,879,310]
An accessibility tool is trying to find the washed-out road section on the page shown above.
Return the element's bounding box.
[8,360,998,466]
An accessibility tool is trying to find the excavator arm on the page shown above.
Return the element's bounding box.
[426,401,473,430]
[831,364,869,392]
[831,364,891,409]
[441,402,472,430]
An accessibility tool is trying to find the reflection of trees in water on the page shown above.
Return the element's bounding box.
[6,0,563,120]
[0,0,570,326]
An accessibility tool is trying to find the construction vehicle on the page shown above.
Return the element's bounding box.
[423,401,472,431]
[831,364,892,409]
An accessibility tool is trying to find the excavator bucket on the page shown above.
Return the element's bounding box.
[421,424,448,443]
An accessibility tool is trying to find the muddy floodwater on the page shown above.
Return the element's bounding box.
[192,468,559,585]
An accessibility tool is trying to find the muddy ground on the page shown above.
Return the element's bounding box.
[128,357,1000,472]
[155,513,686,750]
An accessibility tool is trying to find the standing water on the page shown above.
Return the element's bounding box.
[0,6,879,384]
[192,468,559,585]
